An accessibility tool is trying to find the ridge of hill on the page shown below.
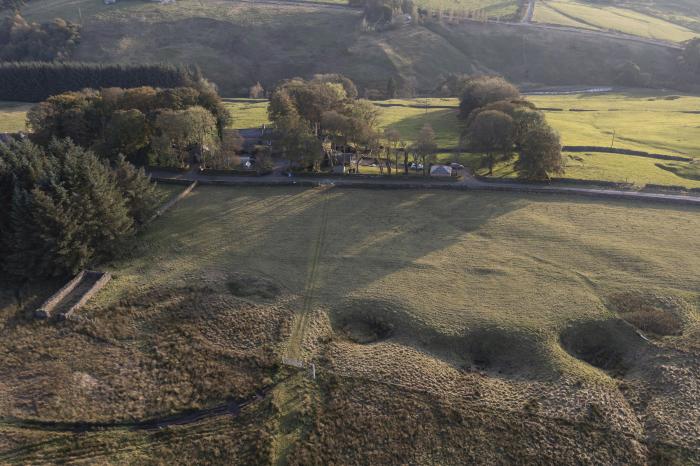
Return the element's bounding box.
[19,0,687,96]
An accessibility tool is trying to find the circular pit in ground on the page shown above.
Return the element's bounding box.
[339,317,393,344]
[559,320,647,377]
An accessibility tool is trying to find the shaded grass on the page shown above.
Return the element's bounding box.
[19,0,683,96]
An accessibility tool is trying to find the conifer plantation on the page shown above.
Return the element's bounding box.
[0,62,200,102]
[0,139,163,281]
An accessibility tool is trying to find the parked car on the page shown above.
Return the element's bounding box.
[450,163,465,170]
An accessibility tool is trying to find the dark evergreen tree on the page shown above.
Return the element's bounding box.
[0,139,161,281]
[113,154,164,226]
[386,77,398,99]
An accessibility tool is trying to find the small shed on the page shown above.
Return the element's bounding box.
[430,164,453,177]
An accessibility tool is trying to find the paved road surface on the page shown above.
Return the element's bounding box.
[149,168,700,207]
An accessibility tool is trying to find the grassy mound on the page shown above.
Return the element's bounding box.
[284,375,649,465]
[607,291,694,336]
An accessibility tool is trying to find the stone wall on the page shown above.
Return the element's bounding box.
[34,270,87,319]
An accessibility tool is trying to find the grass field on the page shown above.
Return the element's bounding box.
[376,93,700,187]
[1,185,698,462]
[0,102,30,133]
[333,93,700,160]
[589,0,700,33]
[533,0,699,42]
[414,0,519,17]
[223,99,271,129]
[530,92,700,156]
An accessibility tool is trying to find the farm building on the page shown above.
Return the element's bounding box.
[430,164,453,177]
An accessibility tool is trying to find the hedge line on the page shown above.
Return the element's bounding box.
[0,62,198,102]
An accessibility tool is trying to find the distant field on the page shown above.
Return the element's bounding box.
[0,102,30,133]
[612,0,700,33]
[530,92,700,158]
[376,93,700,187]
[19,0,517,19]
[223,99,271,129]
[414,0,519,17]
[533,0,699,42]
[377,103,461,148]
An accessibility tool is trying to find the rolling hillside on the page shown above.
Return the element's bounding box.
[18,0,686,96]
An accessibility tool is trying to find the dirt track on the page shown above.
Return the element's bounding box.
[0,390,268,436]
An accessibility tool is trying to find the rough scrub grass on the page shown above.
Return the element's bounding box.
[1,185,699,464]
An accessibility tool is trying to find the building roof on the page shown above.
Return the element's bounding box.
[430,164,453,176]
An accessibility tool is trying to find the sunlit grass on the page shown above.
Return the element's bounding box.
[0,102,30,133]
[534,0,699,42]
[483,152,700,188]
[224,100,271,129]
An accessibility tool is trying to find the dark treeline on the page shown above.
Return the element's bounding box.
[0,62,200,102]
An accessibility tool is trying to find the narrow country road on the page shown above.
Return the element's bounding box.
[522,0,535,23]
[148,168,700,207]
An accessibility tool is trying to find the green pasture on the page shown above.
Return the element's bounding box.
[533,0,699,42]
[223,99,271,129]
[0,102,30,133]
